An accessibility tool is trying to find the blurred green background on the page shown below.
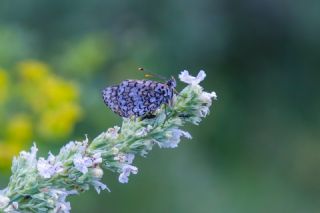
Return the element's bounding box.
[0,0,320,212]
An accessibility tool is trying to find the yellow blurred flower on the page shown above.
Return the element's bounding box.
[0,142,24,169]
[0,68,9,103]
[18,61,80,112]
[38,103,82,138]
[18,60,50,82]
[17,60,83,139]
[6,114,33,142]
[43,76,79,107]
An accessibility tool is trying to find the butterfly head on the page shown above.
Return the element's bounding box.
[166,76,176,89]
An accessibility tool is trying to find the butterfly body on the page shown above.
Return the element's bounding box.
[102,78,176,118]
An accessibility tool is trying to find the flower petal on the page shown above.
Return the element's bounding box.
[179,70,207,85]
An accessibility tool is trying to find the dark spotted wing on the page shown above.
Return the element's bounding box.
[102,80,174,118]
[102,86,125,117]
[117,80,172,118]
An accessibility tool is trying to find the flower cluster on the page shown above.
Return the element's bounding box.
[0,70,217,213]
[114,153,137,183]
[37,152,64,179]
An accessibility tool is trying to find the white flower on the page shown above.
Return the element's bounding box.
[135,125,153,137]
[159,129,192,148]
[0,195,10,208]
[125,153,135,164]
[118,165,138,184]
[73,152,103,174]
[20,143,38,164]
[37,158,53,179]
[92,153,102,165]
[37,153,64,179]
[73,154,93,174]
[115,153,138,184]
[59,137,88,157]
[117,153,135,164]
[114,153,135,164]
[199,106,210,117]
[92,180,110,194]
[178,70,217,122]
[105,126,120,139]
[179,70,206,85]
[4,201,19,213]
[54,201,71,213]
[50,189,77,201]
[199,91,217,104]
[50,189,77,213]
[59,142,76,156]
[196,91,217,118]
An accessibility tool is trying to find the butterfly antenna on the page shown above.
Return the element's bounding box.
[138,67,167,80]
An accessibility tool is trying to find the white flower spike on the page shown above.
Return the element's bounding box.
[0,70,216,212]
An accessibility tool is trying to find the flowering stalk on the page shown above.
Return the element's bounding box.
[0,71,217,213]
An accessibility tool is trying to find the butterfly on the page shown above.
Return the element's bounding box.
[102,74,176,118]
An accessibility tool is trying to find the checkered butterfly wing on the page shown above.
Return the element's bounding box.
[102,79,173,118]
[101,86,124,117]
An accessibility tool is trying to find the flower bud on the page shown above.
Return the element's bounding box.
[91,167,104,179]
[0,195,10,208]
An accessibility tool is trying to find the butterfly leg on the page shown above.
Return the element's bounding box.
[141,113,157,120]
[161,105,171,127]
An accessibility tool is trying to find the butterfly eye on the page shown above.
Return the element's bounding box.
[166,78,176,88]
